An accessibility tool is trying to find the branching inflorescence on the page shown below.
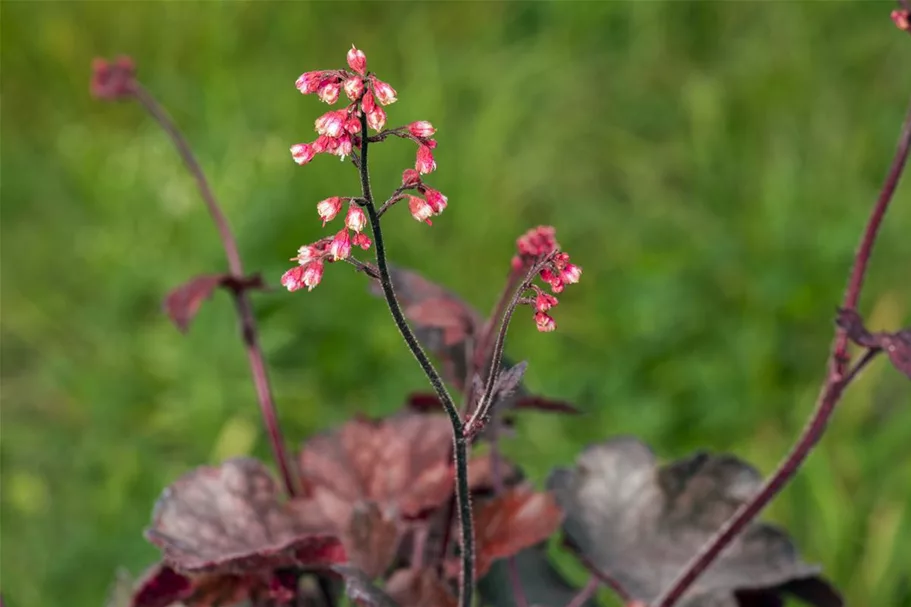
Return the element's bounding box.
[94,17,908,607]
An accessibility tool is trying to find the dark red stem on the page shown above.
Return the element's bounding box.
[574,549,633,604]
[652,96,911,607]
[564,578,600,607]
[131,83,299,497]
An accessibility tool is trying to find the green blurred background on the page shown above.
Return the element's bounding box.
[2,2,910,606]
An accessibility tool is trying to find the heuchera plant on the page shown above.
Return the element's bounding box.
[94,20,909,607]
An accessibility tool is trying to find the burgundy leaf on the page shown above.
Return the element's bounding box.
[345,501,401,579]
[146,458,345,575]
[547,437,842,607]
[330,565,399,607]
[836,309,911,378]
[298,413,498,528]
[407,392,581,417]
[880,328,911,378]
[131,564,194,607]
[386,568,457,607]
[512,395,582,415]
[478,546,596,607]
[463,485,563,579]
[163,273,265,333]
[370,266,482,391]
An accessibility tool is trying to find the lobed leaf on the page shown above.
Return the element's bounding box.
[547,437,842,607]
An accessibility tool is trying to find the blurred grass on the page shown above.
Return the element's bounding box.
[1,2,910,606]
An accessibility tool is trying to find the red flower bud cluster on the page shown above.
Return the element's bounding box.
[512,226,582,332]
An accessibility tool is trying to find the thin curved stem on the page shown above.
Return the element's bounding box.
[466,255,554,437]
[832,98,911,375]
[356,113,475,607]
[653,95,911,607]
[132,83,298,497]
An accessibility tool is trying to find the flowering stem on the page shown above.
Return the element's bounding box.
[464,268,523,413]
[131,83,299,497]
[466,255,554,437]
[355,112,475,607]
[652,96,911,607]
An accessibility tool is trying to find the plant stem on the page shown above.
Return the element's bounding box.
[573,550,632,604]
[356,112,475,607]
[832,98,911,374]
[564,578,599,607]
[653,96,911,607]
[132,84,299,497]
[466,255,554,437]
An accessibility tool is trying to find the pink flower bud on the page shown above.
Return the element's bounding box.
[516,226,559,258]
[535,292,559,312]
[295,244,320,265]
[352,233,372,250]
[372,78,397,105]
[423,187,448,214]
[892,9,910,32]
[329,229,352,260]
[91,56,136,100]
[312,135,332,153]
[335,133,353,160]
[301,261,324,291]
[367,106,387,131]
[281,266,306,292]
[317,197,343,225]
[295,71,324,94]
[415,145,436,174]
[402,169,421,187]
[534,311,556,332]
[317,81,340,104]
[345,116,362,134]
[345,205,367,233]
[408,121,436,138]
[315,110,346,137]
[560,264,582,284]
[343,76,365,100]
[361,90,376,113]
[347,45,367,75]
[408,195,434,224]
[290,143,316,166]
[540,267,564,293]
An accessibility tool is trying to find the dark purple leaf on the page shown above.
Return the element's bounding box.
[512,395,582,415]
[146,457,345,575]
[478,545,596,607]
[547,437,842,607]
[370,266,482,391]
[837,309,911,378]
[163,273,265,333]
[330,565,399,607]
[131,564,194,607]
[880,328,911,378]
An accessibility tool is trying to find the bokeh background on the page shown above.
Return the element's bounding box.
[2,2,910,606]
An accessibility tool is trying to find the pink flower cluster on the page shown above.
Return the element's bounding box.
[512,226,582,332]
[283,45,449,292]
[401,169,448,224]
[290,46,398,164]
[893,9,910,32]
